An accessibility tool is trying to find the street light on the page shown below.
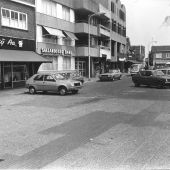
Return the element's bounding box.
[147,40,157,68]
[88,12,105,80]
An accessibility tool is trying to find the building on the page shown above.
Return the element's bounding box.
[36,0,77,73]
[75,0,127,76]
[150,46,170,69]
[0,0,49,89]
[36,0,127,77]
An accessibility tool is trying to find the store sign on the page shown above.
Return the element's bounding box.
[0,36,35,51]
[41,48,72,55]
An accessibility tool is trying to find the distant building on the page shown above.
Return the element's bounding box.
[150,46,170,68]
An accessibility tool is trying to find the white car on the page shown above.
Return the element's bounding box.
[99,69,122,81]
[26,73,82,95]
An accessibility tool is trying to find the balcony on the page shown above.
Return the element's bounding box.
[99,4,111,19]
[99,25,110,38]
[74,0,98,14]
[99,45,111,59]
[75,22,98,36]
[76,46,99,57]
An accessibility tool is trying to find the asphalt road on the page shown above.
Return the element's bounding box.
[0,76,170,170]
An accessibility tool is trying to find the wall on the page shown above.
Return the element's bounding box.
[0,0,35,40]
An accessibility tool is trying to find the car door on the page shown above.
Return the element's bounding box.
[144,71,155,86]
[33,74,44,91]
[43,75,57,91]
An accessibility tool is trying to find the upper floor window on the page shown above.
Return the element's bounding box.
[111,2,115,13]
[1,8,27,30]
[166,53,170,58]
[62,6,70,21]
[119,9,125,21]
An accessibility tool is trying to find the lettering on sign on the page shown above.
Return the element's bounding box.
[0,38,5,47]
[41,48,72,55]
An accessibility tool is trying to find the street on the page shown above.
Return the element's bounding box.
[0,76,170,170]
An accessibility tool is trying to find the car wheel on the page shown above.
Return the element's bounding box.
[112,77,115,81]
[59,87,67,96]
[29,86,36,94]
[134,83,140,87]
[118,76,121,80]
[72,90,78,94]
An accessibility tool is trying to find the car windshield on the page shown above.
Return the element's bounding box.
[53,73,66,80]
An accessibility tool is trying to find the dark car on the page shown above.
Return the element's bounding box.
[132,70,170,88]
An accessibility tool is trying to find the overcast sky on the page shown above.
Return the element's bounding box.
[120,0,170,55]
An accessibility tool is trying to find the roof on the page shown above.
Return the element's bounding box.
[151,46,170,53]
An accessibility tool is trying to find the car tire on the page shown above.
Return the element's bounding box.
[29,86,36,94]
[118,76,121,80]
[72,90,78,94]
[59,86,67,96]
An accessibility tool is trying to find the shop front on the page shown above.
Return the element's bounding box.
[37,43,76,72]
[0,36,50,89]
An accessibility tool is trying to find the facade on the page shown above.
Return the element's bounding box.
[75,0,127,76]
[36,0,127,77]
[36,0,77,73]
[150,46,170,69]
[0,0,49,89]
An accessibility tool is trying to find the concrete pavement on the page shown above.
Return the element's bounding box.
[0,76,170,170]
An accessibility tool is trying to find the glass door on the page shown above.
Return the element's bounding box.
[76,61,86,76]
[4,63,12,88]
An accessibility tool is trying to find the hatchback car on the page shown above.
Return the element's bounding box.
[26,73,82,95]
[132,70,170,88]
[99,69,122,81]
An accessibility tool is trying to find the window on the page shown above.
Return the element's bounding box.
[44,75,55,82]
[62,6,70,21]
[166,53,170,58]
[1,8,27,30]
[63,57,71,70]
[34,75,44,81]
[111,2,115,13]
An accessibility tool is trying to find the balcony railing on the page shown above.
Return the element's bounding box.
[99,25,110,37]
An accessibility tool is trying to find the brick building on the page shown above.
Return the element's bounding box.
[0,0,49,89]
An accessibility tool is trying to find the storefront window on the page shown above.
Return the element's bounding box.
[63,57,71,70]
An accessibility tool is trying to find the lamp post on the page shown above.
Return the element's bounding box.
[147,40,157,68]
[88,12,105,80]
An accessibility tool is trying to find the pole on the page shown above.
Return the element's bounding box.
[88,15,91,80]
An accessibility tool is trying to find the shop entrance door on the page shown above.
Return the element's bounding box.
[3,64,12,89]
[76,61,86,76]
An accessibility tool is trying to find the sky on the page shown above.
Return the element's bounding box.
[120,0,170,56]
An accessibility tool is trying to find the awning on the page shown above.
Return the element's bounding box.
[126,60,141,64]
[63,31,78,40]
[0,50,51,62]
[43,26,65,37]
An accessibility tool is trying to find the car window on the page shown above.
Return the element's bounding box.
[155,70,164,76]
[53,73,65,80]
[140,71,146,76]
[167,70,170,75]
[44,75,55,82]
[34,75,44,81]
[161,70,166,74]
[145,71,153,77]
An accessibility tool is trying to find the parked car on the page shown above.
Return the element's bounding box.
[38,70,84,84]
[26,72,82,95]
[157,67,170,77]
[129,63,145,76]
[99,69,122,81]
[132,70,170,88]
